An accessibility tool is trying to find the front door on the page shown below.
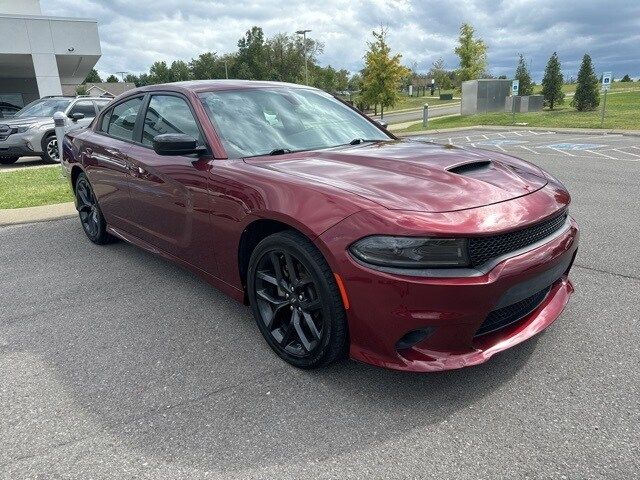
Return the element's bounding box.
[82,96,144,231]
[126,93,217,275]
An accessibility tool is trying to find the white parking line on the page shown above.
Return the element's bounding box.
[511,131,523,136]
[518,145,539,154]
[586,149,617,160]
[613,148,640,158]
[548,147,574,156]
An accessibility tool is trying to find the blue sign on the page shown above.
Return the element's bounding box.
[512,80,519,94]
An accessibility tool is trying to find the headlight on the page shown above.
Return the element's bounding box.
[17,125,31,133]
[350,236,469,268]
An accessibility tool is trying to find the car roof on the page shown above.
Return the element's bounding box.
[133,79,318,95]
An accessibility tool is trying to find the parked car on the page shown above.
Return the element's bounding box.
[61,80,579,372]
[0,96,110,165]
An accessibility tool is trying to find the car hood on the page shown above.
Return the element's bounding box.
[244,140,548,212]
[0,116,50,127]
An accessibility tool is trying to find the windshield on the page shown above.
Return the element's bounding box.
[15,98,71,118]
[199,88,390,158]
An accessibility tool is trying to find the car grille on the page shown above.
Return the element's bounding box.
[468,211,568,267]
[475,285,552,337]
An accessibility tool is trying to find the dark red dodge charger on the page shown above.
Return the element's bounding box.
[61,80,578,372]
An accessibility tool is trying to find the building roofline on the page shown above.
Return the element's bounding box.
[0,13,97,23]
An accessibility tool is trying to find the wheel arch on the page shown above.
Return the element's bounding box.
[237,218,308,298]
[70,164,85,193]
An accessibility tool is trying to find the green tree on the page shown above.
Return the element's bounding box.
[514,53,533,95]
[84,68,102,83]
[148,61,172,84]
[621,74,631,82]
[105,74,119,83]
[235,26,269,80]
[541,52,564,109]
[360,28,410,116]
[75,84,88,95]
[572,53,599,111]
[454,23,487,83]
[189,52,226,79]
[429,57,452,93]
[170,60,191,81]
[123,73,140,86]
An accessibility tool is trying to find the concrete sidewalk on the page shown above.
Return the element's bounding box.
[0,202,75,226]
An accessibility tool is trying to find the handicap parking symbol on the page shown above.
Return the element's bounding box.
[476,139,526,146]
[543,143,606,151]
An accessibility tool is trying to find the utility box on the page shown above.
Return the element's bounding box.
[461,79,512,115]
[505,95,544,113]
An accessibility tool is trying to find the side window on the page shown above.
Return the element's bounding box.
[99,110,111,132]
[107,97,143,141]
[69,100,97,118]
[142,95,203,147]
[95,100,111,111]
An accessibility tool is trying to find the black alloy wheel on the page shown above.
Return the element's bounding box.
[75,173,113,245]
[247,231,347,369]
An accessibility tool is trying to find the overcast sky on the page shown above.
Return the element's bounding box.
[41,0,640,82]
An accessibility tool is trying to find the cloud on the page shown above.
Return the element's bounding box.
[41,0,640,81]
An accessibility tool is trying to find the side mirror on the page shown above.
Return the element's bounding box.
[376,119,388,129]
[153,133,206,156]
[69,112,85,121]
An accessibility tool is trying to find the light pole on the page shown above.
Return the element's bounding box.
[116,71,128,82]
[296,29,312,85]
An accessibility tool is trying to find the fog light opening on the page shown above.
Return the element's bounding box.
[396,327,434,350]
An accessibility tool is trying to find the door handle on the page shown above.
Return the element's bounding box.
[85,147,93,156]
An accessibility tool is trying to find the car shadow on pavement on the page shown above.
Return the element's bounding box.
[1,219,539,475]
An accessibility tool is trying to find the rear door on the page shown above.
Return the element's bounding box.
[81,96,144,231]
[125,93,217,274]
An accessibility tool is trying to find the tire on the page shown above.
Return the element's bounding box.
[247,230,348,369]
[0,156,19,165]
[75,173,114,245]
[41,134,59,163]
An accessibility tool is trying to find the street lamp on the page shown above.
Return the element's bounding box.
[296,29,312,85]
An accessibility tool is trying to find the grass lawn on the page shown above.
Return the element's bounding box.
[400,90,640,133]
[0,166,73,209]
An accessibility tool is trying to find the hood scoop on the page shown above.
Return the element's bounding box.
[448,160,492,175]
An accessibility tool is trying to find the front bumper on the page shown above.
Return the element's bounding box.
[319,209,579,373]
[0,132,39,157]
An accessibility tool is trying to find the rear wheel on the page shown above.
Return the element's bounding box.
[42,134,59,163]
[247,231,348,369]
[0,156,18,165]
[75,173,114,245]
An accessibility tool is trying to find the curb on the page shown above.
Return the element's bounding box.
[395,125,640,137]
[0,202,76,226]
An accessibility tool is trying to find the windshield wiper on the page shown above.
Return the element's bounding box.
[349,138,383,145]
[269,148,292,155]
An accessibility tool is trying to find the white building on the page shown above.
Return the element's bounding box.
[0,0,101,109]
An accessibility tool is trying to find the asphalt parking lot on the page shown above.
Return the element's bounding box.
[1,128,639,479]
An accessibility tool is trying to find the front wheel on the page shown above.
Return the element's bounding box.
[41,134,59,163]
[247,230,348,369]
[75,173,114,245]
[0,156,18,165]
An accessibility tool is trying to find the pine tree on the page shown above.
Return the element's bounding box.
[514,53,533,95]
[572,54,599,111]
[360,28,410,116]
[83,68,102,84]
[541,52,564,110]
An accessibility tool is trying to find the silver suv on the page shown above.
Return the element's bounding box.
[0,96,111,165]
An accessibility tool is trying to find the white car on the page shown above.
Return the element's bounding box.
[0,96,111,164]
